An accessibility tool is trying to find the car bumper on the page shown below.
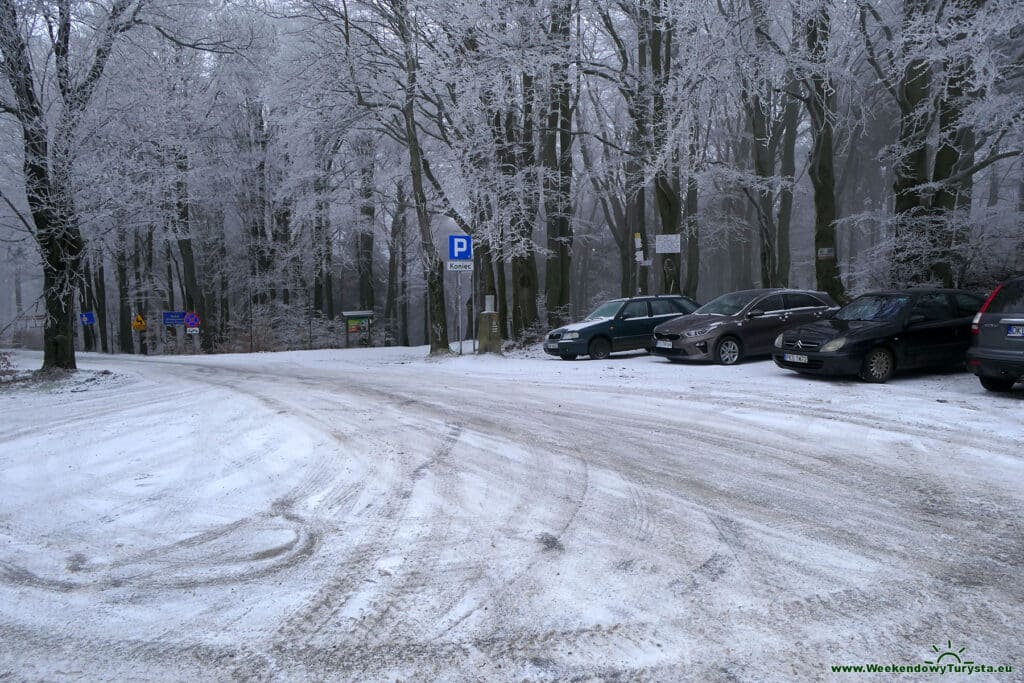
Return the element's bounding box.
[651,338,714,361]
[772,349,864,376]
[543,339,589,356]
[967,347,1024,380]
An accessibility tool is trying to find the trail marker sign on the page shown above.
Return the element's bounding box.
[79,312,95,326]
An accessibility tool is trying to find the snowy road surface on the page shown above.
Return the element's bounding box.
[1,347,1021,680]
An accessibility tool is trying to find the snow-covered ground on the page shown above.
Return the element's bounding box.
[0,346,1021,680]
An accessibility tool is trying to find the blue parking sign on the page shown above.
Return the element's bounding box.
[448,234,472,260]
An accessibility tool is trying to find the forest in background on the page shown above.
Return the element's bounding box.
[1,0,1022,367]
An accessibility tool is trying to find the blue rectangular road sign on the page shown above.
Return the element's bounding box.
[448,234,473,260]
[79,312,95,325]
[163,311,186,326]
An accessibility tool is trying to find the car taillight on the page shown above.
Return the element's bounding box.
[972,283,1004,334]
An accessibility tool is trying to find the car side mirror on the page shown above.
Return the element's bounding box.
[747,309,764,318]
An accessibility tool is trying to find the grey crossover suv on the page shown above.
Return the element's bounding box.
[967,276,1024,392]
[652,288,838,364]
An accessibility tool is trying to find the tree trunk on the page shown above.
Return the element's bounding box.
[396,0,448,354]
[804,4,845,302]
[683,131,700,299]
[776,81,799,287]
[94,254,109,353]
[116,228,133,354]
[543,0,574,328]
[383,184,406,344]
[356,135,376,311]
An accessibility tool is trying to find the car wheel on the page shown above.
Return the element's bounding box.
[588,337,612,360]
[559,353,578,361]
[715,337,742,365]
[979,376,1015,392]
[859,347,894,383]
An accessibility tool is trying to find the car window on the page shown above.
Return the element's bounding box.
[621,301,649,319]
[695,292,759,315]
[755,294,785,313]
[785,293,827,309]
[585,300,622,320]
[909,293,953,322]
[954,293,983,317]
[836,295,910,321]
[988,280,1024,314]
[651,299,682,316]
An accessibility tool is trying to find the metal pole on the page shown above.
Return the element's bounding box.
[457,271,463,355]
[471,266,477,354]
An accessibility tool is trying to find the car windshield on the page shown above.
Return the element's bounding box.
[584,301,622,320]
[835,295,910,321]
[694,292,760,316]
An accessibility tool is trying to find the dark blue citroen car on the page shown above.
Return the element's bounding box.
[773,289,983,382]
[544,295,699,360]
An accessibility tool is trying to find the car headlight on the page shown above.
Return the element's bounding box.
[820,337,846,352]
[562,331,579,340]
[683,327,711,338]
[774,333,784,348]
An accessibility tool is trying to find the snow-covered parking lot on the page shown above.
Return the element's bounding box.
[1,347,1021,680]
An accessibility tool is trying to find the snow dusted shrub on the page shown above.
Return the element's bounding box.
[0,351,15,381]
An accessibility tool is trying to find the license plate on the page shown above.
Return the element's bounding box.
[784,353,809,364]
[545,342,559,350]
[1007,325,1024,338]
[656,340,673,349]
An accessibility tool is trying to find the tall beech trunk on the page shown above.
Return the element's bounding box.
[543,0,574,327]
[115,226,133,354]
[356,135,376,311]
[804,4,845,302]
[683,130,700,299]
[94,255,108,353]
[396,0,448,354]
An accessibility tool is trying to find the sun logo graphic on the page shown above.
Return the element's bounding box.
[925,641,974,666]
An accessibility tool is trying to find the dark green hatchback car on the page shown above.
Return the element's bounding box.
[544,295,700,360]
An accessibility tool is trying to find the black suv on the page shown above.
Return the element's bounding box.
[545,295,700,360]
[967,276,1024,392]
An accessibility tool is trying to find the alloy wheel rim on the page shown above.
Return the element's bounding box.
[869,352,891,378]
[720,341,739,364]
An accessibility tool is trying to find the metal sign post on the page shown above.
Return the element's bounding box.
[447,234,474,354]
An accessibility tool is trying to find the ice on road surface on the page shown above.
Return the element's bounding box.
[1,347,1021,680]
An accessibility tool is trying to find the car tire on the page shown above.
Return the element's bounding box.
[588,337,612,360]
[559,353,578,361]
[979,376,1015,392]
[715,336,742,365]
[859,347,894,383]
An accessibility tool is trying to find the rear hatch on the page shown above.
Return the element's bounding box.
[976,279,1024,351]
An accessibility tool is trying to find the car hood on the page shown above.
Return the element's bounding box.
[784,318,899,341]
[551,317,611,335]
[654,313,728,333]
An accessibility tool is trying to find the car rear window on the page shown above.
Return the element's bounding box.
[756,294,785,313]
[909,293,953,322]
[621,301,649,318]
[954,293,982,317]
[651,299,682,316]
[785,293,827,309]
[988,280,1024,314]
